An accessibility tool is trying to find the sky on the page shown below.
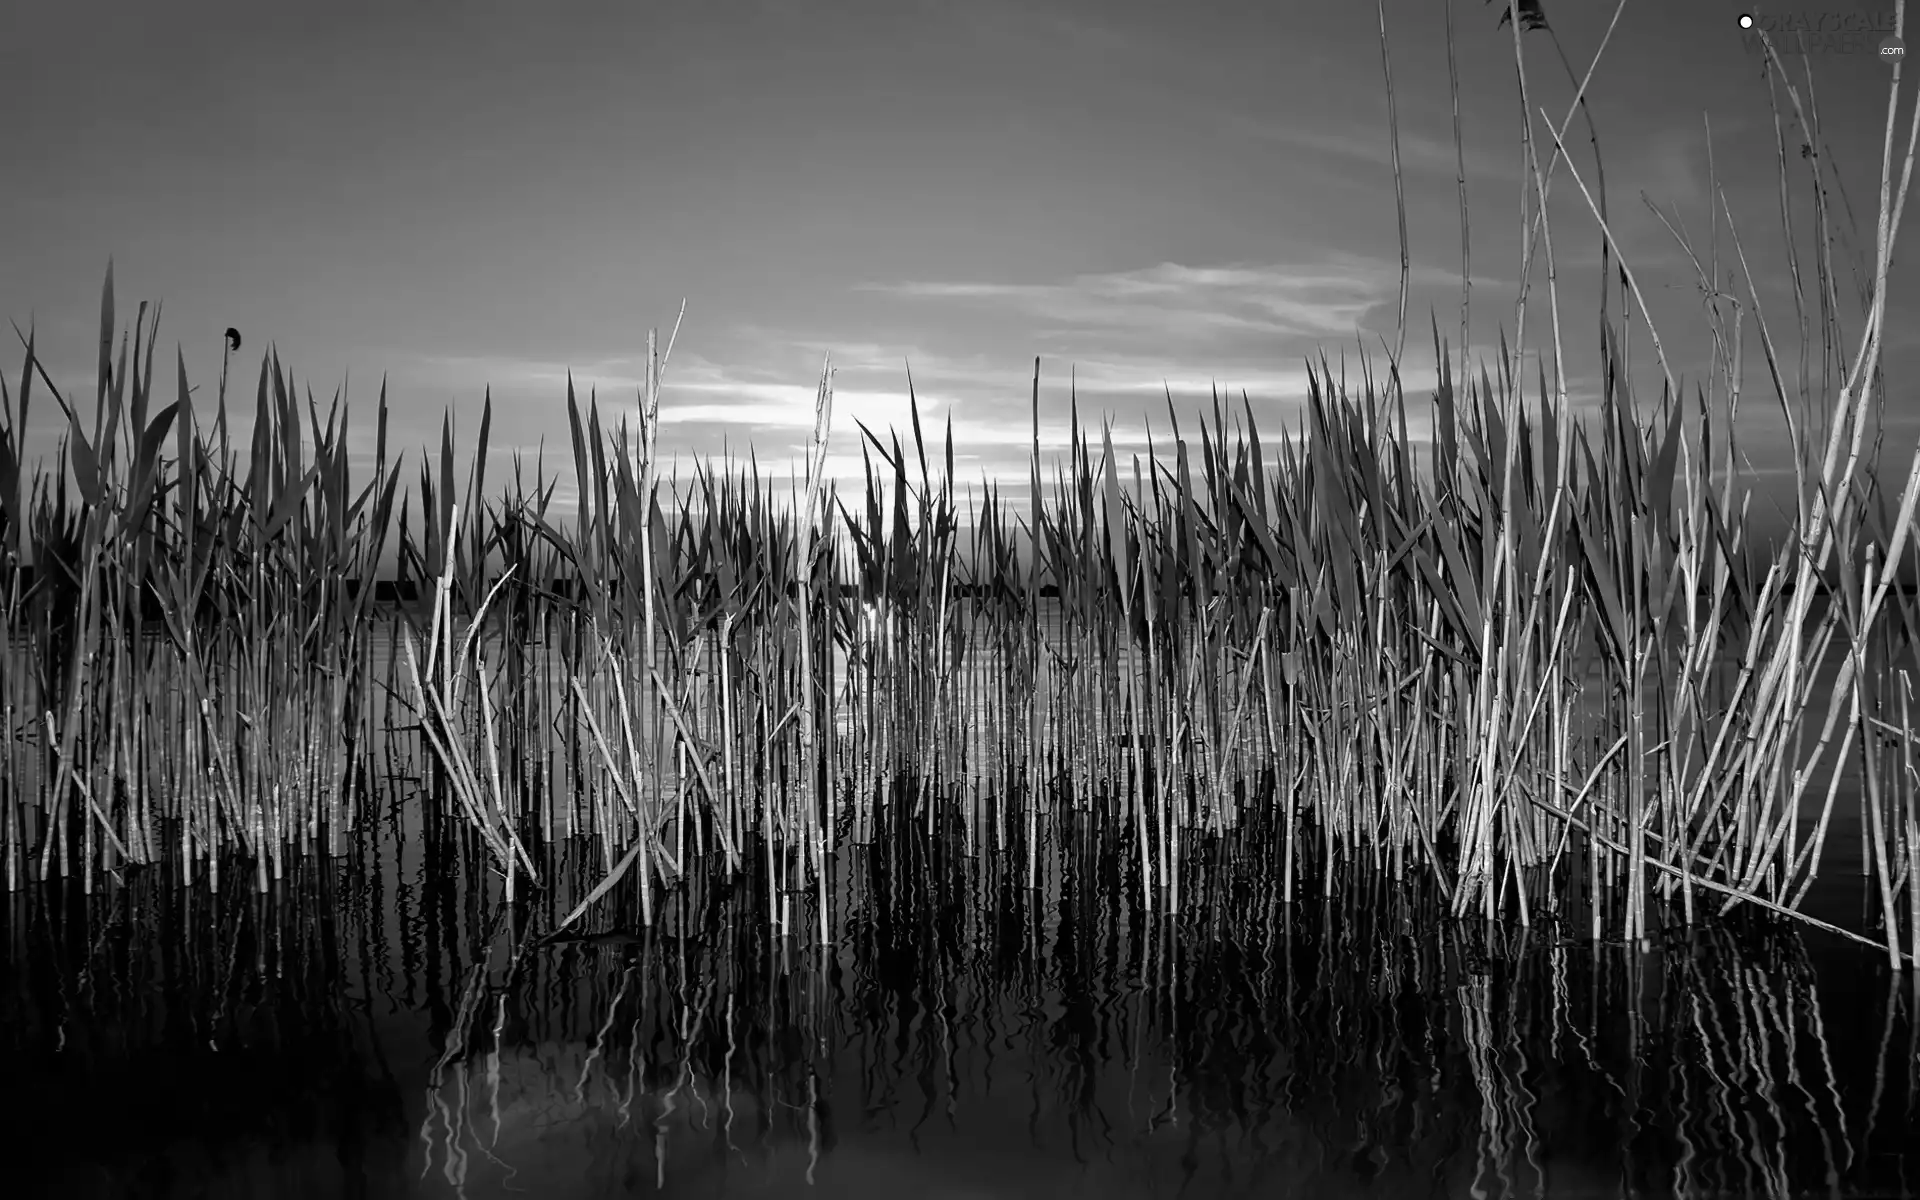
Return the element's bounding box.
[6,0,1919,544]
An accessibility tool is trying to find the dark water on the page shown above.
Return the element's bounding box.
[1,799,1916,1200]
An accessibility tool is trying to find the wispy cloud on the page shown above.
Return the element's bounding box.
[1225,113,1524,184]
[403,352,651,395]
[862,259,1419,344]
[382,257,1610,491]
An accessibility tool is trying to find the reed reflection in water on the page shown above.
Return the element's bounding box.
[2,800,1916,1199]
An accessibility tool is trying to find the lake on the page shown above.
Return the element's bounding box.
[1,795,1915,1199]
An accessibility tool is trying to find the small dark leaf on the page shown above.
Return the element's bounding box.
[1490,0,1549,32]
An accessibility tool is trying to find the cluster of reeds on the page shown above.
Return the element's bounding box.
[9,296,1916,961]
[5,2,1920,967]
[0,305,401,898]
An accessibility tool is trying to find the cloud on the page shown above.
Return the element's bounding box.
[861,259,1420,344]
[402,352,651,394]
[382,257,1565,495]
[1225,113,1525,185]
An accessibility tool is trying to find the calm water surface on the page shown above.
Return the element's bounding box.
[1,793,1916,1200]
